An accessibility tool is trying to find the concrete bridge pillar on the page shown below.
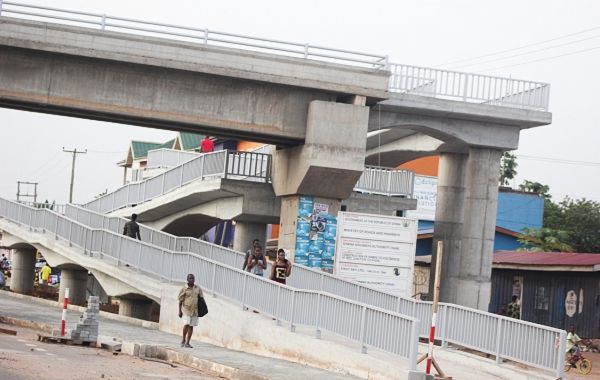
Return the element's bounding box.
[59,269,88,305]
[456,147,503,310]
[119,298,153,320]
[10,248,36,294]
[272,100,369,260]
[232,221,267,253]
[430,153,468,304]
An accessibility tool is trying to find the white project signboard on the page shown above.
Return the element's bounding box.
[405,175,437,221]
[334,212,417,297]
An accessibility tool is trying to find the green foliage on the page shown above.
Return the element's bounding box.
[518,180,551,198]
[499,151,518,186]
[545,197,600,253]
[517,228,574,252]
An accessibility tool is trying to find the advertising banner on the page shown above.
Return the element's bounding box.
[334,212,417,297]
[405,175,437,221]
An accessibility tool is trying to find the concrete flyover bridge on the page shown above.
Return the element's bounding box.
[0,3,552,315]
[82,147,416,251]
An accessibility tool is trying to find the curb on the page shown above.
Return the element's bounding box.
[0,290,158,329]
[0,311,266,380]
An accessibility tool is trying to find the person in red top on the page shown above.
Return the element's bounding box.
[200,136,214,153]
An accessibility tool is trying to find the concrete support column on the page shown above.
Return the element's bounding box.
[278,195,341,261]
[59,268,88,305]
[10,248,36,294]
[457,147,503,310]
[232,221,267,253]
[430,153,468,303]
[119,298,153,320]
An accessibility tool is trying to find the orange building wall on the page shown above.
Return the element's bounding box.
[237,141,265,151]
[398,156,439,177]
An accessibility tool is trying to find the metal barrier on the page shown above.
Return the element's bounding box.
[388,63,551,111]
[0,198,420,366]
[83,150,271,213]
[354,165,414,196]
[63,203,566,377]
[0,1,388,69]
[16,201,66,215]
[146,149,199,169]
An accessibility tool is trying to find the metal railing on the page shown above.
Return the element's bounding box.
[354,165,415,197]
[0,2,388,69]
[0,198,420,366]
[147,148,200,169]
[64,203,566,378]
[388,63,551,111]
[16,201,66,215]
[84,150,271,214]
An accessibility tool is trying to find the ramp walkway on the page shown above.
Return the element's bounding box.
[8,198,566,378]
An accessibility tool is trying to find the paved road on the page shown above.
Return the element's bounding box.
[0,324,219,380]
[0,291,359,380]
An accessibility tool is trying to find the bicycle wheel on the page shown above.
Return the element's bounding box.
[564,362,572,372]
[577,358,592,375]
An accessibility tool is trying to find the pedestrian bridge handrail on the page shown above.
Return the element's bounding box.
[147,148,200,169]
[354,165,414,197]
[388,63,550,111]
[64,203,566,378]
[83,150,271,214]
[0,198,420,366]
[0,1,388,69]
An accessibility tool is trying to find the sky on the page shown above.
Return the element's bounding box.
[1,0,599,204]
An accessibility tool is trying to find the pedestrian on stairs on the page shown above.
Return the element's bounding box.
[123,213,141,240]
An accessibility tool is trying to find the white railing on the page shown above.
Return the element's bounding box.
[0,1,388,69]
[146,148,199,169]
[354,166,414,197]
[64,203,566,378]
[0,198,420,366]
[388,63,551,111]
[84,150,271,214]
[16,201,66,215]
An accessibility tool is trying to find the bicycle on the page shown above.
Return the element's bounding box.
[564,345,592,375]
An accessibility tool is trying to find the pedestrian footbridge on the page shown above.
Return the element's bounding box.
[0,199,566,379]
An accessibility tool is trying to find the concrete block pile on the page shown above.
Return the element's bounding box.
[70,296,100,344]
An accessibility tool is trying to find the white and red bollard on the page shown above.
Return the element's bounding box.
[60,287,69,336]
[426,312,436,374]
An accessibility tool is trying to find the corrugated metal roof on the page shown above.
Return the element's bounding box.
[494,251,600,266]
[179,132,204,151]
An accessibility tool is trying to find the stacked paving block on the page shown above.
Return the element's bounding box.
[69,296,100,344]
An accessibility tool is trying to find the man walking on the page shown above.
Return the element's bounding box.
[178,273,203,348]
[123,213,141,240]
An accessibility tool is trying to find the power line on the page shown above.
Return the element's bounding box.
[517,154,600,167]
[435,24,600,67]
[477,45,600,72]
[448,33,600,70]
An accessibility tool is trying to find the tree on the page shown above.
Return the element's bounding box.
[499,151,518,186]
[519,180,550,198]
[517,228,574,252]
[546,197,600,253]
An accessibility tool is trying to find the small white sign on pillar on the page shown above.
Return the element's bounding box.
[334,212,418,297]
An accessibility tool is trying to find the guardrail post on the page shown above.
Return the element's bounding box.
[241,274,248,310]
[159,251,165,282]
[42,211,46,233]
[168,252,174,283]
[54,215,60,240]
[303,43,309,58]
[462,74,469,100]
[358,306,368,354]
[83,228,88,255]
[289,291,297,332]
[556,330,566,379]
[203,28,208,44]
[117,237,123,266]
[136,243,142,272]
[315,293,322,339]
[440,304,449,349]
[274,286,282,326]
[200,155,205,179]
[495,317,503,364]
[223,151,229,179]
[101,14,106,30]
[210,262,217,297]
[28,209,33,231]
[0,1,4,16]
[68,222,73,246]
[409,319,420,371]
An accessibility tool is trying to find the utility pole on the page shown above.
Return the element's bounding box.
[63,147,87,203]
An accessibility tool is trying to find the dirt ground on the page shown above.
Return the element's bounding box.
[0,324,224,380]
